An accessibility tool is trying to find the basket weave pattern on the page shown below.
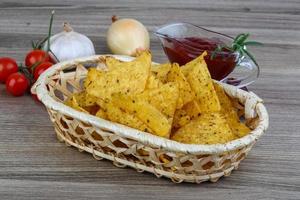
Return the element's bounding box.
[34,56,269,183]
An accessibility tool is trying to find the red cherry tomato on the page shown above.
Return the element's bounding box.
[6,72,30,96]
[33,61,53,81]
[0,57,18,83]
[25,50,51,71]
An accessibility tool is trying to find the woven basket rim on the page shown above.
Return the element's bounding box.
[33,55,269,154]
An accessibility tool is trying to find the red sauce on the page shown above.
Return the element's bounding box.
[161,37,237,80]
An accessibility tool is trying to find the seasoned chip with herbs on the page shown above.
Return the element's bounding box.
[182,100,202,120]
[72,91,87,107]
[104,56,125,70]
[172,109,191,130]
[145,73,163,90]
[166,63,195,108]
[214,83,250,137]
[98,100,151,132]
[87,51,151,100]
[171,113,236,144]
[213,83,237,115]
[185,58,220,112]
[84,68,104,89]
[181,51,207,76]
[172,100,201,130]
[64,94,89,114]
[85,93,98,106]
[137,82,179,123]
[112,93,171,138]
[95,108,107,119]
[151,63,172,83]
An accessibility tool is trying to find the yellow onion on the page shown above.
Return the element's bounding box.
[107,16,150,56]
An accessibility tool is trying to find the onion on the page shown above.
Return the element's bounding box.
[107,16,150,56]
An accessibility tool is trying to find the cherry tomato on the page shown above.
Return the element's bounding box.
[25,50,51,71]
[33,61,53,81]
[0,57,18,83]
[6,72,30,96]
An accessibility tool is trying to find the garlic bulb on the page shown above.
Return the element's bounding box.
[44,23,95,62]
[107,16,150,56]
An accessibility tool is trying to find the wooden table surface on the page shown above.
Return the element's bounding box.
[0,0,299,199]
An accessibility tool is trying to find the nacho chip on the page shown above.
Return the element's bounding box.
[137,82,179,121]
[84,68,104,89]
[105,57,163,90]
[172,109,191,130]
[98,100,151,132]
[181,51,207,76]
[214,83,251,138]
[72,91,87,107]
[214,82,239,126]
[229,120,251,138]
[171,113,236,144]
[172,100,201,130]
[104,56,125,70]
[64,94,89,114]
[85,93,99,106]
[185,59,220,112]
[87,51,151,100]
[145,73,163,90]
[112,93,171,138]
[182,100,202,120]
[166,63,195,108]
[214,82,237,115]
[151,63,172,83]
[95,108,107,119]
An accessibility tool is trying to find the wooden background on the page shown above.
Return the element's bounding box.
[0,0,299,199]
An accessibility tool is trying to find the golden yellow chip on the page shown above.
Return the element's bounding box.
[151,63,172,83]
[72,91,87,107]
[172,100,201,130]
[112,93,171,138]
[213,83,251,138]
[104,56,124,70]
[145,73,163,90]
[98,100,151,132]
[171,113,236,144]
[64,94,88,114]
[137,82,179,121]
[181,51,207,76]
[214,82,237,115]
[166,63,195,108]
[172,109,191,130]
[85,93,98,106]
[185,58,220,112]
[229,120,251,138]
[95,108,107,119]
[87,51,151,100]
[182,100,202,120]
[84,68,104,89]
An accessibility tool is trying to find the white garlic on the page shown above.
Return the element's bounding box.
[44,23,95,62]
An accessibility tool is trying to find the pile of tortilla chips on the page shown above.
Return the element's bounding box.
[65,51,251,145]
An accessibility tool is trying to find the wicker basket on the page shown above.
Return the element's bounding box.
[32,55,269,183]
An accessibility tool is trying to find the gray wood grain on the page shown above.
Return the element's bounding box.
[0,0,299,199]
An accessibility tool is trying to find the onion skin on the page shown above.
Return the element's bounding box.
[107,18,150,56]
